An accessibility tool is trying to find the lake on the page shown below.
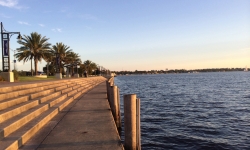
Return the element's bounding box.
[114,72,250,150]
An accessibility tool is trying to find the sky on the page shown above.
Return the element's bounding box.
[0,0,249,71]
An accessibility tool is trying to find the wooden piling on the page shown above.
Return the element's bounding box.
[124,94,137,150]
[111,86,118,126]
[106,80,110,100]
[117,87,122,131]
[136,98,141,150]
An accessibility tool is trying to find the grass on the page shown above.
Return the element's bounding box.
[18,76,57,82]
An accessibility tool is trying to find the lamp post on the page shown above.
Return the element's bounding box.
[1,22,21,82]
[1,22,21,72]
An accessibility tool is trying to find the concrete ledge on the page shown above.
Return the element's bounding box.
[0,72,14,82]
[34,75,47,78]
[55,73,62,79]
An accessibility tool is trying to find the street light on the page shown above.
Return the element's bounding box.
[1,22,21,72]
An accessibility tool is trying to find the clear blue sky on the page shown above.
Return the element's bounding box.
[0,0,249,71]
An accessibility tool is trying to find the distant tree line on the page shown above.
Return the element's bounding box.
[113,68,246,75]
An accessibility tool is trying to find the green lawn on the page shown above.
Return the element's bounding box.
[18,76,56,82]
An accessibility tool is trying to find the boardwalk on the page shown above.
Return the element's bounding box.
[0,78,123,150]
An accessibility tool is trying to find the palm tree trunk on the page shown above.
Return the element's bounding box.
[31,59,33,76]
[47,62,49,76]
[34,58,38,75]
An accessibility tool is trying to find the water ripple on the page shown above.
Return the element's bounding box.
[115,72,250,150]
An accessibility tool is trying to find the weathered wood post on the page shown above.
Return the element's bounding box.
[106,80,110,100]
[136,98,141,150]
[124,94,137,150]
[106,77,113,103]
[109,84,113,103]
[110,86,122,130]
[117,87,122,132]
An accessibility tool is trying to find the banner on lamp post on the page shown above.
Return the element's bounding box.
[3,40,9,56]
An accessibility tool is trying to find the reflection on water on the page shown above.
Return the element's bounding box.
[115,72,250,150]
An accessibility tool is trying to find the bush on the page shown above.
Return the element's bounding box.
[13,70,19,81]
[18,71,26,76]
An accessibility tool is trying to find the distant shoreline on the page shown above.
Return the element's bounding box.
[113,68,247,75]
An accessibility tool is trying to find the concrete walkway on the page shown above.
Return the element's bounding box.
[21,81,123,150]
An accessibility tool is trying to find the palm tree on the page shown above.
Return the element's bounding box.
[15,49,34,75]
[16,32,51,75]
[65,52,81,75]
[83,60,97,75]
[43,53,53,76]
[49,43,72,73]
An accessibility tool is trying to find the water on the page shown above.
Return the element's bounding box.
[114,72,250,150]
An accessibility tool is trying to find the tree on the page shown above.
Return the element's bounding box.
[16,32,51,75]
[49,42,72,73]
[83,60,97,75]
[15,48,34,75]
[66,52,81,75]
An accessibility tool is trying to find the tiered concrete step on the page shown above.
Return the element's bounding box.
[0,76,106,150]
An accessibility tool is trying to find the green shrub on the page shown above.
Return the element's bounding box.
[13,70,19,81]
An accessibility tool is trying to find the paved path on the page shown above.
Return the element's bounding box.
[21,81,123,150]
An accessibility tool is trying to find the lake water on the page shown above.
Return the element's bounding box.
[114,72,250,150]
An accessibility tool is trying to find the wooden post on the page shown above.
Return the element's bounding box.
[136,98,141,150]
[117,87,122,131]
[106,80,110,100]
[109,85,113,106]
[111,86,119,126]
[124,94,137,150]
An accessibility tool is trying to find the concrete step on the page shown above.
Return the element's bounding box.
[18,97,78,150]
[0,82,51,94]
[73,91,83,99]
[77,81,92,87]
[41,82,69,90]
[0,77,106,149]
[0,91,73,128]
[72,84,81,90]
[0,95,29,110]
[0,77,103,94]
[39,91,62,103]
[61,87,73,94]
[0,80,75,101]
[0,108,59,150]
[76,86,85,93]
[46,94,68,107]
[63,84,84,97]
[30,89,55,99]
[55,85,68,91]
[1,95,78,149]
[19,79,114,150]
[0,104,49,140]
[66,83,78,88]
[53,95,74,111]
[0,100,39,123]
[67,89,78,97]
